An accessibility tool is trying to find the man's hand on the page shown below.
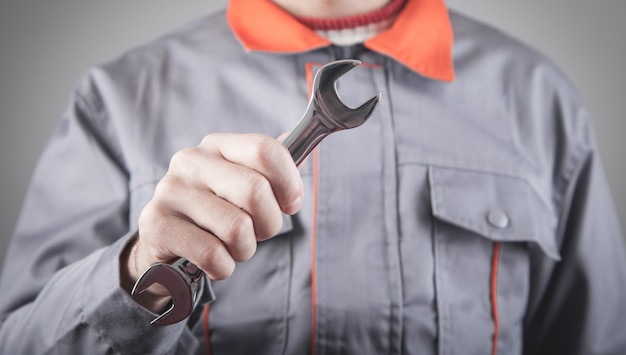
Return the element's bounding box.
[121,133,303,311]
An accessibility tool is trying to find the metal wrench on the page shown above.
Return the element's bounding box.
[131,59,381,325]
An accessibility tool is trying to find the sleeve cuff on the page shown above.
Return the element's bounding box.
[80,232,195,354]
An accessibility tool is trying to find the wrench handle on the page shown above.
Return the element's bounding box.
[133,59,378,326]
[282,109,333,166]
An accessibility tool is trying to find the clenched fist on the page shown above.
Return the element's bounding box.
[121,133,303,311]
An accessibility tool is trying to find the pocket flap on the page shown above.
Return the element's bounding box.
[429,166,560,260]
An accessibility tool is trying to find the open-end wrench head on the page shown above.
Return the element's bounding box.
[131,262,194,325]
[349,92,381,125]
[312,59,381,129]
[283,59,382,165]
[314,59,360,94]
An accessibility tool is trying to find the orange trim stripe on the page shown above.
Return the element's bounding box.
[227,0,454,81]
[306,62,320,355]
[365,0,454,81]
[490,242,501,355]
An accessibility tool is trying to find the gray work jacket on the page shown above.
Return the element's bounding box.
[1,1,625,354]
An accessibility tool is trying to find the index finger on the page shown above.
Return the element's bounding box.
[201,133,304,215]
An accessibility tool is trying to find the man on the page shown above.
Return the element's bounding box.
[1,0,625,354]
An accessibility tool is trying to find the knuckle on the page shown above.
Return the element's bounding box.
[168,148,188,169]
[199,134,213,147]
[268,213,284,237]
[196,246,218,270]
[149,211,176,239]
[153,174,181,199]
[257,212,284,241]
[197,245,235,280]
[138,203,162,232]
[225,212,256,261]
[249,135,282,163]
[138,204,178,246]
[228,211,254,241]
[168,147,203,174]
[242,173,272,207]
[199,133,222,149]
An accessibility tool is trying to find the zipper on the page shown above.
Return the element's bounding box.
[329,44,366,61]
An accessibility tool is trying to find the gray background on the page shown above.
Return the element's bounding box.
[0,1,624,268]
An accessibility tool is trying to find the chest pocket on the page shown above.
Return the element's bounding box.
[428,165,559,355]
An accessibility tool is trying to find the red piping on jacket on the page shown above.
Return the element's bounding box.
[307,62,321,355]
[202,64,322,355]
[490,242,501,355]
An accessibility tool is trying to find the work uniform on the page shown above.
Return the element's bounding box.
[1,0,625,354]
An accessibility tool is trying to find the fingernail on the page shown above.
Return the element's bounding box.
[285,196,303,215]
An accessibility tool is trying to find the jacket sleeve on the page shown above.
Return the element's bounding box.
[0,79,197,354]
[524,132,626,354]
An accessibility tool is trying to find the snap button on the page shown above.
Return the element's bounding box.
[487,210,509,229]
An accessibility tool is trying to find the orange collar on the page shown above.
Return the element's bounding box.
[227,0,455,82]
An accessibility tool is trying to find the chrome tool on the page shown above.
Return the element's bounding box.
[132,59,381,325]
